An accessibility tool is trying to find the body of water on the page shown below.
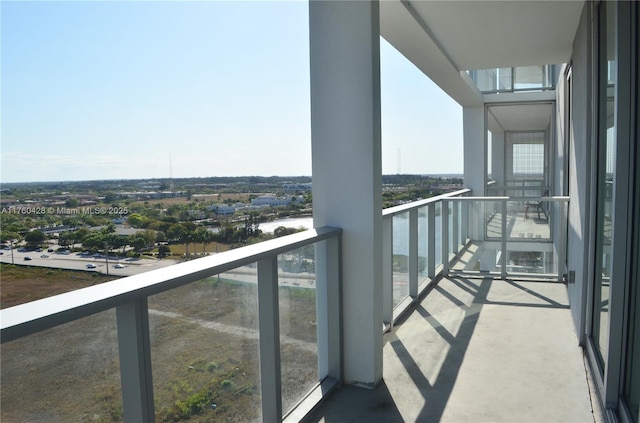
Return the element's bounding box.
[259,217,313,233]
[261,215,444,258]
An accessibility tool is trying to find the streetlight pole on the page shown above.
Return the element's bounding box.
[10,239,15,265]
[104,242,110,276]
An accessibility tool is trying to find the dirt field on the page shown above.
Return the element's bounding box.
[0,264,118,308]
[0,265,318,422]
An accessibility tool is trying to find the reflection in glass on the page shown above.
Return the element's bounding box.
[148,274,261,422]
[592,0,616,368]
[624,257,640,422]
[278,245,318,413]
[392,213,410,306]
[418,206,429,281]
[435,203,442,267]
[1,311,122,422]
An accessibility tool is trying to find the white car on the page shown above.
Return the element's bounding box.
[114,263,125,269]
[86,263,96,269]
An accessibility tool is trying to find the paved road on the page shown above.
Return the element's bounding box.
[0,250,316,288]
[0,249,177,276]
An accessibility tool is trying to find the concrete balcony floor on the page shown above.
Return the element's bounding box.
[306,277,604,423]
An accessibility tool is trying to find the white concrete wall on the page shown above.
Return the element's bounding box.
[309,0,383,387]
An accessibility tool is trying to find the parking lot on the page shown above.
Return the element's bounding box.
[0,247,177,276]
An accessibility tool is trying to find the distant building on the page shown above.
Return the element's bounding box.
[207,204,236,215]
[251,195,300,208]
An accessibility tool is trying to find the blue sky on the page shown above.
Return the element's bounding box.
[1,1,462,183]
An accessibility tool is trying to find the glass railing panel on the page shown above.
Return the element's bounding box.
[277,244,318,413]
[418,206,428,282]
[484,200,504,241]
[448,201,455,260]
[469,65,554,93]
[506,199,551,241]
[435,202,442,268]
[506,199,557,276]
[1,310,122,422]
[148,273,262,422]
[514,65,546,90]
[392,213,410,306]
[450,199,502,274]
[498,67,513,91]
[474,68,498,92]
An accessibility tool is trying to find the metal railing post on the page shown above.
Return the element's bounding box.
[442,200,450,276]
[461,200,469,244]
[428,203,436,279]
[316,236,342,379]
[409,209,418,299]
[116,299,155,423]
[501,200,508,279]
[257,257,282,422]
[558,201,568,282]
[452,201,460,253]
[382,216,393,328]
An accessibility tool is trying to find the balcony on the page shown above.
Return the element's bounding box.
[1,192,593,422]
[305,275,601,422]
[467,65,556,94]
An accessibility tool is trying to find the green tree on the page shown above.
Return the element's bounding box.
[129,234,147,253]
[0,231,21,244]
[127,213,150,228]
[24,230,46,248]
[194,227,213,254]
[158,244,171,258]
[82,232,105,252]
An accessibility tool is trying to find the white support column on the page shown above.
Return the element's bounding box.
[116,299,155,423]
[310,0,383,387]
[464,106,486,196]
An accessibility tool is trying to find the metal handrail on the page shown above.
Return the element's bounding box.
[1,226,342,343]
[382,188,470,217]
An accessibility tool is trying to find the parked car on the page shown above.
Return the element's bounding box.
[86,263,96,269]
[47,248,54,252]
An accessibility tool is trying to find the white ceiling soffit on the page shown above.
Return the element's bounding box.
[408,1,585,70]
[487,103,553,132]
[380,0,584,107]
[380,1,483,107]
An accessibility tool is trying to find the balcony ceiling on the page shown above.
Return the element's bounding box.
[487,103,553,132]
[380,0,585,107]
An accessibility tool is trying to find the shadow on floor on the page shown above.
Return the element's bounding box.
[304,276,594,423]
